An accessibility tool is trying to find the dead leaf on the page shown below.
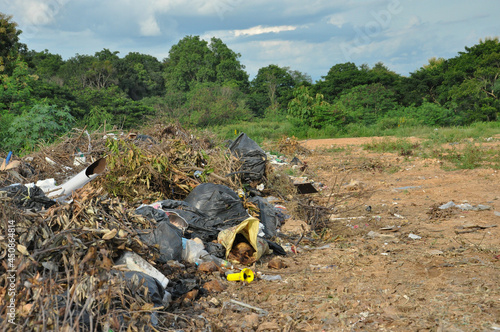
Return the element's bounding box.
[102,229,118,240]
[17,244,29,256]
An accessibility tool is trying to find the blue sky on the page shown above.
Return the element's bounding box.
[2,0,499,81]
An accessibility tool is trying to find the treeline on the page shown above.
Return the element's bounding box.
[1,12,499,152]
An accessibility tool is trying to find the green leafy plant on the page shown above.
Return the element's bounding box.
[5,104,74,153]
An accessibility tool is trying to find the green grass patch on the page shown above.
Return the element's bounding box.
[363,137,420,156]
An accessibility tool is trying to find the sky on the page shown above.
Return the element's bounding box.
[2,0,499,82]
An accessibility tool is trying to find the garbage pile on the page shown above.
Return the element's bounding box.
[0,125,306,331]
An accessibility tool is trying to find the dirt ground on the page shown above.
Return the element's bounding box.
[183,137,500,332]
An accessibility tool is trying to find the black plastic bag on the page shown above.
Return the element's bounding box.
[249,196,281,238]
[163,208,221,242]
[0,184,56,211]
[228,133,267,182]
[122,271,167,307]
[135,206,183,262]
[183,183,249,223]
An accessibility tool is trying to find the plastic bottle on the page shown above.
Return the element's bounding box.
[209,255,234,269]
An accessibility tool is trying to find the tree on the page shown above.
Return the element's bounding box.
[0,59,37,114]
[163,36,214,91]
[209,37,249,90]
[59,50,119,90]
[249,65,295,116]
[315,62,371,103]
[163,35,248,92]
[117,52,164,100]
[0,13,27,75]
[443,38,500,123]
[332,83,397,126]
[182,82,252,127]
[25,49,64,82]
[287,86,333,128]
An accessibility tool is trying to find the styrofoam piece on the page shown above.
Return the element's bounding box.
[47,158,106,201]
[115,251,169,288]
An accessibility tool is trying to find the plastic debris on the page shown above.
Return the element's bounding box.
[228,133,267,183]
[260,274,282,281]
[115,251,169,288]
[439,201,492,211]
[227,268,254,283]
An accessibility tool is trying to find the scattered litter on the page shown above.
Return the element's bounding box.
[309,264,335,270]
[439,201,492,211]
[394,186,422,191]
[227,299,269,316]
[427,250,444,256]
[260,274,283,281]
[330,216,367,221]
[380,226,399,232]
[115,251,169,288]
[303,244,331,250]
[408,233,421,240]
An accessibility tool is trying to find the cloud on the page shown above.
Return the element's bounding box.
[326,14,346,28]
[139,16,161,36]
[234,25,297,37]
[5,0,69,26]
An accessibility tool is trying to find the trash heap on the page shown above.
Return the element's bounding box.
[0,125,306,331]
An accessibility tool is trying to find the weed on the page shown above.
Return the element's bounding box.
[363,137,420,156]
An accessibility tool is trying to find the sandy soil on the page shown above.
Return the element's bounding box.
[170,137,500,332]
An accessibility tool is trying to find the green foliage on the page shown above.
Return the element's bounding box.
[332,83,397,126]
[437,142,484,169]
[287,86,333,128]
[0,13,26,75]
[383,102,459,127]
[4,104,74,152]
[249,65,296,116]
[117,52,164,100]
[163,36,248,93]
[84,106,113,130]
[0,59,37,114]
[25,49,64,81]
[182,82,252,127]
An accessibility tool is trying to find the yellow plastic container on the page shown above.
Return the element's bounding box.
[226,268,254,283]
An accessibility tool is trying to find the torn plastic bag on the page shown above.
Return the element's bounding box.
[135,206,183,262]
[121,271,171,308]
[155,199,190,210]
[163,209,221,242]
[205,242,225,258]
[218,217,270,265]
[183,183,249,223]
[265,239,287,256]
[228,133,267,182]
[0,184,56,211]
[249,196,282,238]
